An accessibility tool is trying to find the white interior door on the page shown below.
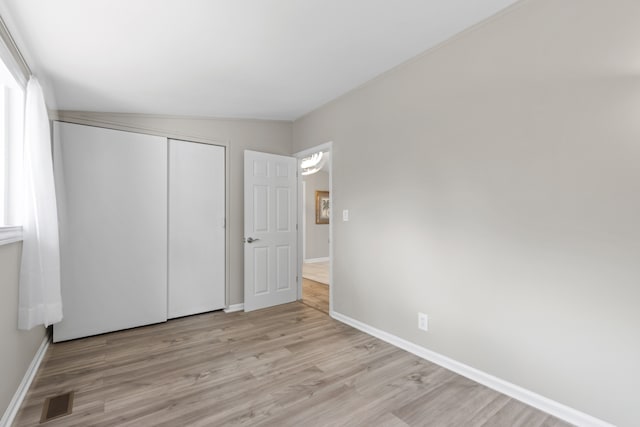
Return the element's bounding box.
[168,140,225,319]
[244,150,298,312]
[53,122,168,342]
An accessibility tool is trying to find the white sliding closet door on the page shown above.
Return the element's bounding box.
[168,140,225,318]
[53,122,168,342]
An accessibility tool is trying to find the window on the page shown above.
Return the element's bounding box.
[0,52,25,244]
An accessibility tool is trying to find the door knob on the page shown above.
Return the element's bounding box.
[246,237,260,243]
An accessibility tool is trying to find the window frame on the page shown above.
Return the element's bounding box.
[0,37,26,246]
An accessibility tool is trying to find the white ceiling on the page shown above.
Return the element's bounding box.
[0,0,520,120]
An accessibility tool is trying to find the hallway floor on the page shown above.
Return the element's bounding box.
[301,279,329,314]
[302,261,329,285]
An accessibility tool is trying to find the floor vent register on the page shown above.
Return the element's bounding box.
[40,391,74,423]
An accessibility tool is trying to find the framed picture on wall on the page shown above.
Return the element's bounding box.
[315,191,330,224]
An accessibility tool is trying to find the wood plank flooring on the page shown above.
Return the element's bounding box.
[301,278,329,314]
[14,303,573,426]
[302,261,329,285]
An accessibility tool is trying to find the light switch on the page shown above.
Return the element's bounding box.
[342,209,349,221]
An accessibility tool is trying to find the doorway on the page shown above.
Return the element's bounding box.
[296,142,333,314]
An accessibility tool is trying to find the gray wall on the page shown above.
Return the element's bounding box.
[54,111,293,306]
[0,242,46,417]
[292,0,640,425]
[303,171,329,260]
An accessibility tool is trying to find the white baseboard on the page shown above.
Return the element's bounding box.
[224,303,244,313]
[330,310,614,427]
[0,333,50,427]
[304,257,329,264]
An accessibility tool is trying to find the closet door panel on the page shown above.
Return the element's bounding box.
[53,122,168,342]
[168,139,225,318]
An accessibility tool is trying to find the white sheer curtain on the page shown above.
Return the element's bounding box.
[18,77,62,330]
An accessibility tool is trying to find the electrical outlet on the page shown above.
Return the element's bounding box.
[418,312,428,331]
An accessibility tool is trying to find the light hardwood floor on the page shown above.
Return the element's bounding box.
[302,261,329,285]
[15,303,572,426]
[301,278,329,314]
